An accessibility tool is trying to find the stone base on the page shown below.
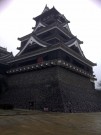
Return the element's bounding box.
[0,66,100,112]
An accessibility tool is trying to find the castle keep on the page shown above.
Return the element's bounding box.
[0,6,100,112]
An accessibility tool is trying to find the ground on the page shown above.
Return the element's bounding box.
[0,109,101,135]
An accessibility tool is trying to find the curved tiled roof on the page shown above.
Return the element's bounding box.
[17,34,51,56]
[18,33,32,41]
[65,37,83,45]
[33,7,60,21]
[0,52,13,63]
[9,43,96,67]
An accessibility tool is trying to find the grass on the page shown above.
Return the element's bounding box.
[0,109,101,135]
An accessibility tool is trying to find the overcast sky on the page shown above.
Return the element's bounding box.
[0,0,101,87]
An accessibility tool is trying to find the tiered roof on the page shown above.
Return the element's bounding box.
[33,6,70,23]
[0,46,13,64]
[10,5,96,70]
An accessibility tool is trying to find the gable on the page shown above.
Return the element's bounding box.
[17,36,48,56]
[34,22,46,32]
[65,39,84,57]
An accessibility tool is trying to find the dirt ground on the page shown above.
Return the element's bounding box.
[0,109,101,135]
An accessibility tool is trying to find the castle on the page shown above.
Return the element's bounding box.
[0,6,101,112]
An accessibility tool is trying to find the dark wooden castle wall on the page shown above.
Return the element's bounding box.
[11,50,92,73]
[0,66,100,112]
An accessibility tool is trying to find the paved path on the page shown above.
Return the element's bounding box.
[0,110,101,135]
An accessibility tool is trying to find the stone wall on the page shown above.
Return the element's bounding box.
[0,67,64,111]
[0,66,101,112]
[57,67,100,112]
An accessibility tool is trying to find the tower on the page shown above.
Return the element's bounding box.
[0,6,98,112]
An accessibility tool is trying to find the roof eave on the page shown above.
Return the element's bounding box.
[18,33,31,41]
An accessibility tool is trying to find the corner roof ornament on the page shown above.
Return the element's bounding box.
[42,4,50,14]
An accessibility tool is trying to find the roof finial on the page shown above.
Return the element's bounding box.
[42,4,49,13]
